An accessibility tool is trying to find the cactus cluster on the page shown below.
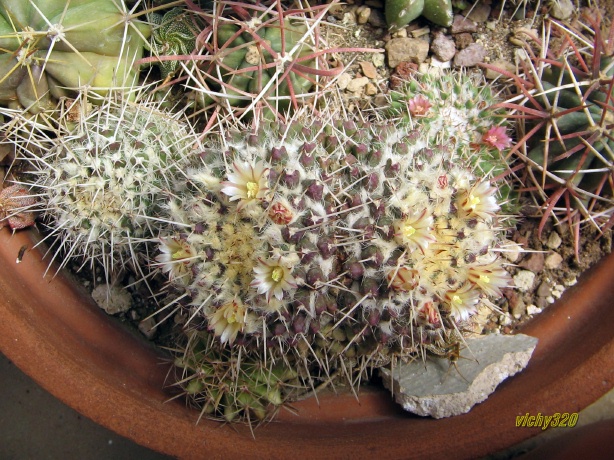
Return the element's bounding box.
[490,10,614,253]
[11,94,197,281]
[0,0,150,113]
[155,72,512,422]
[146,0,353,121]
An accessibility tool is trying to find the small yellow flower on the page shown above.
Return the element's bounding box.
[208,298,255,345]
[155,236,195,282]
[221,161,268,210]
[251,256,297,302]
[444,284,480,321]
[393,209,435,253]
[458,181,499,220]
[387,266,418,291]
[468,260,511,297]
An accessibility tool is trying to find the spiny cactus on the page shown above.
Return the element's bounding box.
[174,330,300,424]
[387,72,512,177]
[10,92,198,281]
[486,10,614,256]
[147,0,367,122]
[148,7,199,80]
[156,72,513,421]
[385,0,453,31]
[0,0,151,113]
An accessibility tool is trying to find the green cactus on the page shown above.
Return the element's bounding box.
[0,0,151,114]
[488,10,614,253]
[148,7,198,79]
[385,0,453,31]
[11,92,197,281]
[156,71,513,421]
[185,1,329,119]
[175,331,299,423]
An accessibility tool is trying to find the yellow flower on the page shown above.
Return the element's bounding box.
[458,181,499,220]
[468,260,511,297]
[208,299,256,345]
[393,209,435,253]
[155,236,195,282]
[221,161,268,210]
[444,284,480,321]
[251,256,297,302]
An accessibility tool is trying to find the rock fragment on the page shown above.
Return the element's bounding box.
[380,334,538,418]
[453,43,486,67]
[545,252,563,269]
[386,38,429,68]
[451,14,477,34]
[513,270,536,292]
[431,33,456,61]
[92,284,132,315]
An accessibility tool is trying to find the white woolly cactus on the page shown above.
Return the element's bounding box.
[15,94,197,280]
[157,72,514,421]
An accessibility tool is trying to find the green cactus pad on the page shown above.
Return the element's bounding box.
[0,0,150,112]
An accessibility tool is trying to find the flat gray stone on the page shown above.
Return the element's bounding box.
[380,333,538,418]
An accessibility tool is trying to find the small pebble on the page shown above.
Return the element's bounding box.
[372,53,386,68]
[544,252,563,269]
[526,304,542,315]
[546,232,562,249]
[365,82,378,96]
[451,14,477,34]
[466,3,491,23]
[386,38,430,68]
[519,252,545,273]
[454,32,474,50]
[503,243,522,262]
[513,270,536,292]
[411,26,430,38]
[431,32,456,62]
[536,281,552,297]
[484,59,515,80]
[356,6,371,25]
[552,284,565,299]
[346,76,369,93]
[337,73,352,90]
[359,61,377,79]
[92,284,132,315]
[138,317,157,340]
[453,43,486,67]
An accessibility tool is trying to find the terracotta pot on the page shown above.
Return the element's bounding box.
[1,227,613,459]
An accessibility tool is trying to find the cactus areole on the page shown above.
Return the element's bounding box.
[0,0,150,112]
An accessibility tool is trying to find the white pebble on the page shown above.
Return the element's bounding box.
[513,270,536,292]
[91,284,132,315]
[336,73,352,90]
[526,304,542,315]
[546,232,562,249]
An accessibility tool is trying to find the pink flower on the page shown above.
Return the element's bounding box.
[481,126,512,151]
[407,95,432,117]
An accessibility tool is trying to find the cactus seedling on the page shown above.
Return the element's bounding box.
[485,10,614,257]
[11,91,198,281]
[0,0,151,113]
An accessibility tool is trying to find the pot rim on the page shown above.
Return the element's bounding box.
[1,227,613,459]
